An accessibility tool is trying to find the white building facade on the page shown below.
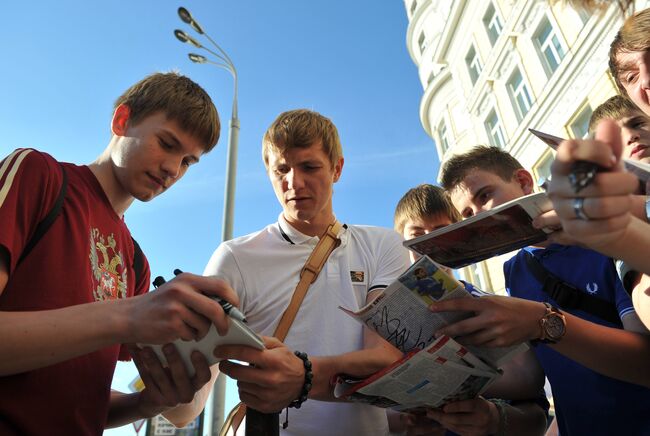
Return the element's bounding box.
[404,0,647,293]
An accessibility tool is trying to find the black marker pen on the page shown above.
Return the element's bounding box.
[173,269,247,323]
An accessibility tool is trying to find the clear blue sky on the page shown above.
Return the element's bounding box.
[0,1,440,434]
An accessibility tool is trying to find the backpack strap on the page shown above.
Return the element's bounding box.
[131,237,144,285]
[17,164,68,266]
[523,251,621,325]
[16,163,145,286]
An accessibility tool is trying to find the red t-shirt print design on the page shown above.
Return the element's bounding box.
[89,228,128,301]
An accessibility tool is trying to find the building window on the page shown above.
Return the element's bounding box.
[464,263,490,293]
[533,151,554,188]
[534,16,565,74]
[466,45,482,85]
[483,3,503,46]
[427,71,435,85]
[437,120,451,154]
[569,104,593,139]
[418,31,426,55]
[410,0,418,17]
[507,67,533,121]
[485,109,506,148]
[576,7,591,24]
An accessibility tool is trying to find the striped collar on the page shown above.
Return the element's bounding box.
[276,213,347,245]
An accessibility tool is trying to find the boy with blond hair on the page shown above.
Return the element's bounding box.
[0,72,237,434]
[392,183,548,436]
[204,109,410,435]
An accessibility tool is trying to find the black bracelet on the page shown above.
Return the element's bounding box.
[288,350,312,409]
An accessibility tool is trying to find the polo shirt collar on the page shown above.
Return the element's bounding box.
[277,213,348,246]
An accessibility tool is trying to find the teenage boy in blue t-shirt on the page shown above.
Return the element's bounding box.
[431,147,650,436]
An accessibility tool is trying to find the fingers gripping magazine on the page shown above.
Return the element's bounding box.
[402,192,553,269]
[336,256,526,411]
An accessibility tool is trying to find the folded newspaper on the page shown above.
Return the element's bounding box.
[336,256,526,410]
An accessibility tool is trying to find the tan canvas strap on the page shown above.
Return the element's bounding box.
[219,221,343,436]
[274,220,342,342]
[220,403,245,436]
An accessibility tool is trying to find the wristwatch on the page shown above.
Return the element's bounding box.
[537,302,566,344]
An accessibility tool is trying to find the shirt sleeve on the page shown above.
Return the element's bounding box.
[614,272,636,321]
[204,242,247,312]
[615,259,637,297]
[368,230,411,292]
[0,149,63,274]
[460,280,491,297]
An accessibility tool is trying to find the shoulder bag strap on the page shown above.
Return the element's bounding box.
[523,251,621,325]
[273,220,343,342]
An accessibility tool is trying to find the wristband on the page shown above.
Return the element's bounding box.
[645,195,650,223]
[488,398,508,436]
[288,351,313,409]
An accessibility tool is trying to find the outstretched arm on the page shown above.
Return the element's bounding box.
[427,397,548,436]
[484,349,545,400]
[106,346,218,428]
[432,295,650,387]
[0,252,235,377]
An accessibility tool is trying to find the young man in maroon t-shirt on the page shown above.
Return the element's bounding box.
[0,72,238,435]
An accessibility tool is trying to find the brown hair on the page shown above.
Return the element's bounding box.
[440,146,524,192]
[262,109,343,168]
[589,95,642,133]
[609,8,650,95]
[114,72,220,152]
[394,184,461,233]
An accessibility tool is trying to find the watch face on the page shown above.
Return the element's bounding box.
[546,315,565,339]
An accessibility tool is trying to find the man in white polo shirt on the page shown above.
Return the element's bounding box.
[203,109,410,435]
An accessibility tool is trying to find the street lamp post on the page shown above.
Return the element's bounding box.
[174,7,239,242]
[174,7,238,433]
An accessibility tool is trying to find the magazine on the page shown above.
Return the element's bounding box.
[528,128,650,182]
[334,335,500,411]
[335,256,526,410]
[402,192,552,269]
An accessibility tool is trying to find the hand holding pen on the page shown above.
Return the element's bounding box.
[568,160,603,194]
[153,269,247,323]
[543,119,638,248]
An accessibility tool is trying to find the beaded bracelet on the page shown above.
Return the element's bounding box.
[288,351,313,409]
[282,351,313,429]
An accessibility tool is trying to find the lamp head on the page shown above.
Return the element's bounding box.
[173,29,203,49]
[177,6,204,34]
[178,7,192,24]
[188,53,208,64]
[174,29,189,43]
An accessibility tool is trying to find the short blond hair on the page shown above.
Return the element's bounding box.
[609,8,650,95]
[262,109,343,168]
[440,146,524,192]
[394,184,461,234]
[589,95,643,133]
[114,72,220,152]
